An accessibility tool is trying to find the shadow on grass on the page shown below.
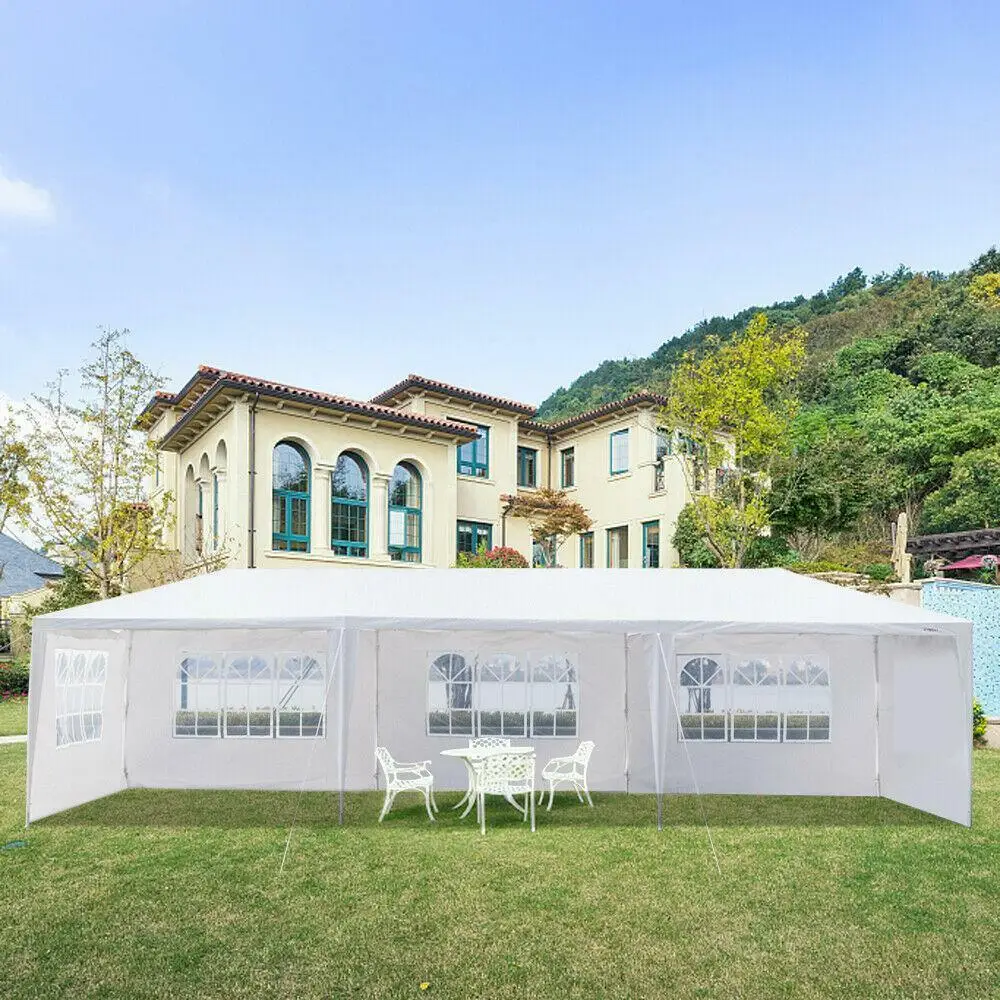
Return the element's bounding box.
[38,787,945,830]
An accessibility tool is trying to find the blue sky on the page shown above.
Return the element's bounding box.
[1,1,997,407]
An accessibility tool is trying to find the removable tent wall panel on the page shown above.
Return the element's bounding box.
[27,567,973,826]
[876,631,973,826]
[27,628,129,823]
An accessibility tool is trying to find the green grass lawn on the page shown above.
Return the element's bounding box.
[1,749,1000,999]
[0,698,27,737]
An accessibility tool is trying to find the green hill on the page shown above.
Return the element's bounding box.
[539,246,1000,549]
[538,251,1000,421]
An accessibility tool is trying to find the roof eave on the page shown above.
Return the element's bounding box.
[157,380,479,452]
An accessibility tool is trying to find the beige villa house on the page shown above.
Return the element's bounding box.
[143,367,717,573]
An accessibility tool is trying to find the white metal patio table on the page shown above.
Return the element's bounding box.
[441,746,535,819]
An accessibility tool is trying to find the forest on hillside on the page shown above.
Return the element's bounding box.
[539,247,1000,561]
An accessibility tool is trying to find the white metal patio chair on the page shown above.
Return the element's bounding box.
[375,746,439,822]
[538,740,595,810]
[473,750,536,834]
[449,738,512,812]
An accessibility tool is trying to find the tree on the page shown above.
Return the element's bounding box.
[664,313,807,567]
[771,410,900,558]
[19,328,171,599]
[502,488,593,567]
[920,445,1000,533]
[968,273,1000,307]
[0,421,29,534]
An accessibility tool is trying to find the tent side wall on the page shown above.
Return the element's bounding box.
[27,629,128,824]
[374,629,628,792]
[877,627,973,827]
[123,628,378,793]
[629,632,879,797]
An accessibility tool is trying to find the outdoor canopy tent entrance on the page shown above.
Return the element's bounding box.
[27,567,974,827]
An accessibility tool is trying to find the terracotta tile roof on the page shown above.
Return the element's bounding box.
[371,374,537,416]
[523,392,669,435]
[153,367,480,448]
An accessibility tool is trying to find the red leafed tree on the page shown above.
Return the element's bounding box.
[503,488,593,567]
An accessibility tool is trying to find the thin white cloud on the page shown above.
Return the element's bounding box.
[0,166,55,223]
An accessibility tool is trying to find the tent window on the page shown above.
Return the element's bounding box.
[427,652,579,738]
[678,656,727,741]
[731,658,782,741]
[530,654,578,737]
[224,655,274,738]
[175,656,222,737]
[677,654,831,743]
[478,654,528,737]
[784,657,831,741]
[428,654,474,736]
[54,649,107,748]
[278,655,326,738]
[175,652,326,739]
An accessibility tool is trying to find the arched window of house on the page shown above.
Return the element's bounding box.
[272,442,310,552]
[213,440,228,551]
[388,462,421,562]
[184,465,198,559]
[331,452,368,557]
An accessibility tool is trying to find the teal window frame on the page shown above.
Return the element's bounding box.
[457,425,490,478]
[456,520,493,557]
[560,447,575,488]
[388,462,422,562]
[197,482,204,554]
[579,531,594,568]
[607,525,628,568]
[642,520,660,568]
[517,446,538,488]
[610,429,629,475]
[331,452,369,558]
[272,441,311,553]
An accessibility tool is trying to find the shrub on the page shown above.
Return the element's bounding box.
[0,656,30,696]
[973,699,989,747]
[456,546,530,569]
[861,562,896,581]
[787,560,854,574]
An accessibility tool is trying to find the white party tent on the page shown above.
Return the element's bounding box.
[27,567,973,826]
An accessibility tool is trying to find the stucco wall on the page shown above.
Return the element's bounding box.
[153,386,716,574]
[551,411,694,568]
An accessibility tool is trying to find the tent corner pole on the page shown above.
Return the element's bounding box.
[336,625,346,826]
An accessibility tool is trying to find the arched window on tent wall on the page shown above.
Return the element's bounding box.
[388,462,421,562]
[331,452,368,557]
[272,441,310,552]
[427,653,472,735]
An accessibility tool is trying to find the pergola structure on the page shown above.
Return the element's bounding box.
[908,528,1000,561]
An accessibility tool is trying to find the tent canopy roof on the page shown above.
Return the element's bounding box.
[34,567,968,635]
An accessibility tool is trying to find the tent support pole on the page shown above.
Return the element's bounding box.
[336,627,346,826]
[873,636,881,798]
[337,629,347,826]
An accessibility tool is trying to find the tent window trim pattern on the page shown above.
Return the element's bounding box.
[174,651,328,740]
[677,653,832,743]
[54,649,108,748]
